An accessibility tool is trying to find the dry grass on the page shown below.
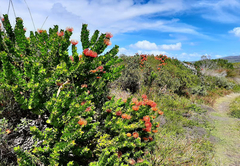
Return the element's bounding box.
[146,130,214,166]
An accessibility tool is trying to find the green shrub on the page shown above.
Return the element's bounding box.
[114,55,141,94]
[190,85,207,96]
[229,96,240,119]
[0,14,163,165]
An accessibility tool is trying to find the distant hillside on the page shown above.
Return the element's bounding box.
[219,55,240,63]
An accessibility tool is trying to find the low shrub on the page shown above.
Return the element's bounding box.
[229,96,240,119]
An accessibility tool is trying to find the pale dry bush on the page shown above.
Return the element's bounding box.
[201,68,227,77]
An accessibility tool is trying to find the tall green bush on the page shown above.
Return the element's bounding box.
[0,14,162,165]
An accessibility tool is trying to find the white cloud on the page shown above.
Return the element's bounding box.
[229,27,240,37]
[130,40,158,50]
[194,0,240,23]
[130,40,182,51]
[159,42,182,50]
[215,55,223,58]
[0,0,207,40]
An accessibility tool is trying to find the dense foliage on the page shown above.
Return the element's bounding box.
[0,14,162,165]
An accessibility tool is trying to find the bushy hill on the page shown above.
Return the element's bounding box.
[220,55,240,63]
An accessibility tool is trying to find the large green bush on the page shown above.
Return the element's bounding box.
[0,14,162,165]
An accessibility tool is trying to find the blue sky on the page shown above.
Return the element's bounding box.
[1,0,240,61]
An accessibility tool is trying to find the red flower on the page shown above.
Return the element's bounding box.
[106,32,113,38]
[106,109,111,113]
[107,96,112,100]
[132,105,139,111]
[37,29,43,34]
[132,132,139,138]
[148,137,153,141]
[81,101,86,105]
[126,115,132,120]
[146,100,157,108]
[116,111,122,116]
[143,127,151,132]
[104,39,111,46]
[143,116,150,122]
[152,130,158,133]
[142,94,147,99]
[90,70,97,73]
[158,111,164,115]
[6,129,11,134]
[121,113,127,119]
[71,40,78,45]
[1,18,4,22]
[23,27,27,31]
[81,84,88,88]
[136,101,144,106]
[145,122,152,128]
[85,107,91,112]
[57,31,64,37]
[143,137,148,141]
[83,48,98,58]
[156,123,160,128]
[66,27,74,32]
[151,107,158,111]
[96,76,101,79]
[132,98,138,104]
[97,66,104,70]
[78,118,87,125]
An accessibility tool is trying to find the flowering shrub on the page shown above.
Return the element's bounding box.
[90,95,162,165]
[139,54,147,68]
[0,14,162,165]
[155,54,169,70]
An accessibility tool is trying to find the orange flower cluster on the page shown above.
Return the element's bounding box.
[132,105,139,111]
[155,54,169,70]
[104,39,111,46]
[83,48,98,58]
[142,136,153,142]
[70,40,78,45]
[106,109,112,113]
[78,118,87,126]
[6,129,11,134]
[85,107,91,112]
[116,110,122,116]
[37,29,44,34]
[105,32,113,38]
[122,113,131,120]
[132,132,139,138]
[66,27,74,32]
[81,84,88,88]
[57,31,64,37]
[139,54,147,68]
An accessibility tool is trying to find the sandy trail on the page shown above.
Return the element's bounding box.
[210,93,240,166]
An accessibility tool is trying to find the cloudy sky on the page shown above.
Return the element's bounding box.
[1,0,240,61]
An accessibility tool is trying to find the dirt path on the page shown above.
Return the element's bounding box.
[210,93,240,166]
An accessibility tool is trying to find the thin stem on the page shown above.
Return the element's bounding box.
[23,0,36,31]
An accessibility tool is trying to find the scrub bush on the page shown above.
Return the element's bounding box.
[0,14,162,165]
